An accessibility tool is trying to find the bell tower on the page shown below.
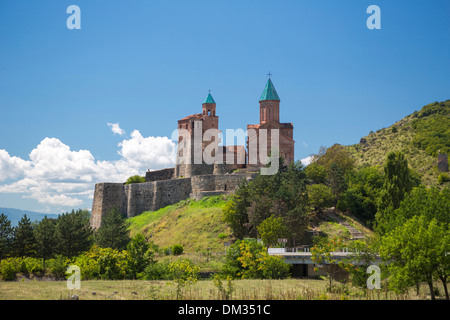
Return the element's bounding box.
[259,77,280,124]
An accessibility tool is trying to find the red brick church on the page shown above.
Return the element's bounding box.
[175,77,294,176]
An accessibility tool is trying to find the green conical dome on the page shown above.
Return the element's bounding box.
[203,93,216,104]
[259,78,280,101]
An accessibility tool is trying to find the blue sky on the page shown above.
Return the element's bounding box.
[0,0,449,214]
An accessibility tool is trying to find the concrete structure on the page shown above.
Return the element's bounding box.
[90,78,295,228]
[268,249,381,279]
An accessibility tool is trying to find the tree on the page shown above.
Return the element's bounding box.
[380,186,449,235]
[0,213,14,260]
[94,207,130,251]
[13,215,35,257]
[314,144,355,174]
[223,180,251,238]
[168,259,200,300]
[224,159,309,244]
[327,162,348,200]
[56,209,92,258]
[379,216,449,300]
[310,237,346,292]
[34,216,57,268]
[257,215,288,247]
[222,239,290,280]
[376,151,417,234]
[126,233,154,279]
[307,184,335,212]
[305,162,327,184]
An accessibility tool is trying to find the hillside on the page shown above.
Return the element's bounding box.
[127,196,233,252]
[346,100,449,186]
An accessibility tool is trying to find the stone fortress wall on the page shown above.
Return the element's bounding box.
[90,165,257,229]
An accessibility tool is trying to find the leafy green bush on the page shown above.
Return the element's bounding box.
[222,239,291,279]
[172,244,184,256]
[46,255,70,279]
[438,173,450,185]
[142,261,171,280]
[0,257,21,281]
[72,245,130,280]
[125,175,146,184]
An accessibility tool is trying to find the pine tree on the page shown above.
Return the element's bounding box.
[376,151,416,234]
[0,213,14,259]
[14,215,36,257]
[56,209,92,258]
[34,216,57,268]
[94,207,130,250]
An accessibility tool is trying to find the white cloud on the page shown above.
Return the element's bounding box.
[107,122,126,136]
[0,150,29,182]
[301,156,313,166]
[0,129,176,211]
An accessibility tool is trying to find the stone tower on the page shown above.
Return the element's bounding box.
[247,77,295,166]
[174,92,221,178]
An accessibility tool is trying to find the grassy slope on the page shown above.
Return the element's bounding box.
[346,100,449,186]
[127,196,233,252]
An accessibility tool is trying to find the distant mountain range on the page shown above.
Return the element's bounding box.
[0,207,56,226]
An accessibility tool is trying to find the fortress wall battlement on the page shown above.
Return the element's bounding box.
[90,172,255,229]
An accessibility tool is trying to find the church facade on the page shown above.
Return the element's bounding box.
[174,77,295,177]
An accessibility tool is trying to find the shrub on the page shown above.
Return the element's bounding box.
[46,255,70,279]
[438,173,450,185]
[222,239,291,279]
[0,257,21,281]
[125,175,146,184]
[172,244,184,256]
[142,261,170,280]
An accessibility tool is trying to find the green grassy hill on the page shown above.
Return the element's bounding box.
[347,100,449,186]
[127,196,233,252]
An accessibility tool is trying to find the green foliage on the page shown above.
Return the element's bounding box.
[126,233,154,278]
[55,209,92,258]
[411,100,450,156]
[13,215,36,257]
[0,213,14,260]
[125,175,146,184]
[376,151,419,233]
[213,274,235,300]
[379,216,449,299]
[307,184,335,212]
[305,163,327,183]
[171,244,184,256]
[0,257,22,280]
[72,245,130,280]
[33,216,57,267]
[94,206,130,251]
[222,239,291,279]
[438,173,450,185]
[314,144,356,174]
[224,159,308,245]
[257,215,288,247]
[378,186,449,235]
[168,258,200,300]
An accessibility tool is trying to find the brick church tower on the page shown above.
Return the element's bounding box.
[247,77,295,166]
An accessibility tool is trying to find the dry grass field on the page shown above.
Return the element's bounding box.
[0,278,445,300]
